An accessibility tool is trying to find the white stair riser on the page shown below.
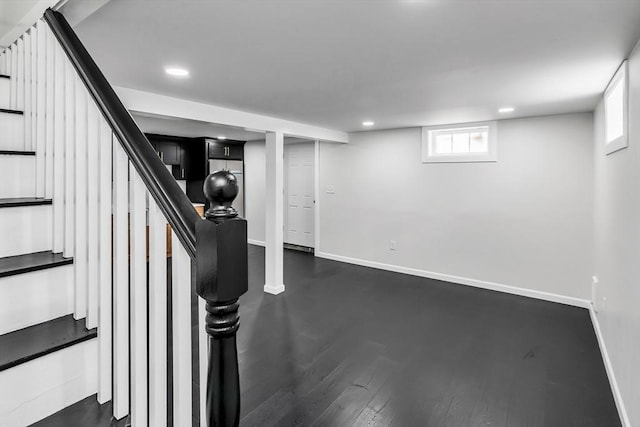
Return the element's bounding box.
[0,78,9,109]
[0,112,25,151]
[0,154,35,198]
[0,205,52,257]
[0,339,98,427]
[0,265,73,335]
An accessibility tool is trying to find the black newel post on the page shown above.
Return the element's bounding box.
[196,170,248,427]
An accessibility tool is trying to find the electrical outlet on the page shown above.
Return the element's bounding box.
[389,240,396,250]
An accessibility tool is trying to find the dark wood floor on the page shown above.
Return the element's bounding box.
[34,245,620,427]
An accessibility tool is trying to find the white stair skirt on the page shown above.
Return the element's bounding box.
[0,154,35,198]
[0,339,98,427]
[0,264,74,335]
[0,204,52,257]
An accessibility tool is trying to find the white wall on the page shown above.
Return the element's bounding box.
[593,41,640,427]
[318,113,594,302]
[244,140,266,243]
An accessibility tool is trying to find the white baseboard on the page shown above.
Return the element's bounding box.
[315,251,591,309]
[264,283,285,295]
[588,305,630,427]
[248,239,265,247]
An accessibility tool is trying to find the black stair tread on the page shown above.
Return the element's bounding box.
[0,197,52,208]
[0,250,72,278]
[29,395,130,427]
[0,108,24,115]
[0,315,96,372]
[0,149,36,155]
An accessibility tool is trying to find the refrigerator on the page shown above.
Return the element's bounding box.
[209,159,244,218]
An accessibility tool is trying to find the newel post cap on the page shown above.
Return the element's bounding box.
[203,170,239,221]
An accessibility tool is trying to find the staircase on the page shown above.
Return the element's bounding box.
[0,7,248,427]
[0,20,101,427]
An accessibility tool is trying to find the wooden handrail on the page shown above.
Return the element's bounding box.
[43,8,199,259]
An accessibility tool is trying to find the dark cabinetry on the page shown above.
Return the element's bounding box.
[145,133,245,212]
[147,133,186,179]
[208,140,243,160]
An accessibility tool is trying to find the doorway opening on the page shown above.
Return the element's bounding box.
[284,138,316,252]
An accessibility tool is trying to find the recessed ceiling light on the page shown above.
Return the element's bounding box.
[165,67,190,77]
[362,121,374,126]
[217,136,226,140]
[498,107,515,113]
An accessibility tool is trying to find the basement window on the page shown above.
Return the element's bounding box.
[422,121,497,163]
[604,60,628,155]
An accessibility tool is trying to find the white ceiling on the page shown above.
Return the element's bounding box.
[73,0,640,132]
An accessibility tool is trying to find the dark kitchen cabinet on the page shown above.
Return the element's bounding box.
[185,138,245,207]
[146,133,186,179]
[208,139,243,160]
[144,133,245,214]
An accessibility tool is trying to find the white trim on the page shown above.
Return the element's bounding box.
[314,140,321,251]
[604,60,628,155]
[114,86,349,143]
[421,120,498,163]
[588,305,631,427]
[248,239,266,247]
[264,284,285,295]
[315,251,591,308]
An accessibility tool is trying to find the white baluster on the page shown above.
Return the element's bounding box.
[52,41,65,254]
[173,233,193,427]
[73,79,88,319]
[16,37,24,112]
[23,31,32,151]
[97,121,113,404]
[35,21,46,198]
[149,198,168,427]
[9,44,17,109]
[86,101,100,329]
[0,49,5,74]
[30,26,38,152]
[44,24,55,199]
[112,142,129,419]
[130,167,148,427]
[63,59,75,257]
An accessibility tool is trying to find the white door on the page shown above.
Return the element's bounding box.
[284,141,314,248]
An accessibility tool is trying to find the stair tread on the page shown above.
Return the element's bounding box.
[29,395,129,427]
[0,197,52,208]
[0,315,96,372]
[0,149,36,155]
[0,108,24,115]
[0,250,72,278]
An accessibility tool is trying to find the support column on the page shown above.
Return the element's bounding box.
[264,131,285,295]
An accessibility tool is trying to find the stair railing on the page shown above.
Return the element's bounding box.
[0,8,247,427]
